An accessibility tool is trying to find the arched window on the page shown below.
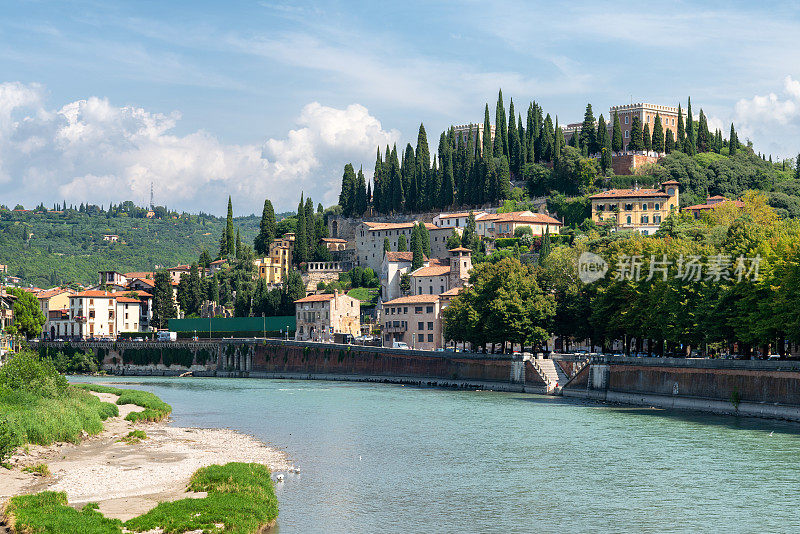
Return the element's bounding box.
[626,215,632,224]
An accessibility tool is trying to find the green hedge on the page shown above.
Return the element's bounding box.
[495,237,520,248]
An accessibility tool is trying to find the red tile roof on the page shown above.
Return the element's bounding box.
[440,287,464,297]
[589,188,670,199]
[411,265,451,277]
[73,290,117,298]
[124,271,154,279]
[382,294,440,305]
[115,296,142,304]
[685,200,745,211]
[295,293,335,303]
[363,221,438,231]
[36,288,73,299]
[485,212,563,225]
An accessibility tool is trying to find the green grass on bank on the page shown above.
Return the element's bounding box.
[5,463,279,534]
[72,384,172,422]
[347,287,379,307]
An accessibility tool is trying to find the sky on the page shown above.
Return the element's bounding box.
[2,0,800,215]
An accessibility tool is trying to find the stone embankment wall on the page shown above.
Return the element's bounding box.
[39,340,546,393]
[563,356,800,421]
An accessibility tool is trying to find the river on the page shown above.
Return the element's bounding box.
[74,376,800,532]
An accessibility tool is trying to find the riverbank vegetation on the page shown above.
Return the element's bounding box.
[444,192,800,357]
[72,384,172,422]
[4,462,279,534]
[0,351,118,462]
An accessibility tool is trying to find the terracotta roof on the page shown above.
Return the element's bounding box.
[129,278,155,287]
[124,291,152,298]
[448,247,472,252]
[686,200,745,211]
[437,212,472,219]
[169,264,191,271]
[490,212,563,225]
[210,259,228,265]
[321,237,348,243]
[411,265,451,277]
[662,180,680,185]
[36,288,73,299]
[429,258,448,266]
[440,287,464,297]
[382,294,440,305]
[124,271,154,279]
[363,221,438,231]
[707,195,727,201]
[116,296,142,304]
[73,290,117,298]
[295,293,335,303]
[589,188,670,199]
[385,251,413,262]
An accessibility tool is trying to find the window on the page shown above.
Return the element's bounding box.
[625,116,629,124]
[429,286,433,294]
[596,204,605,211]
[642,203,648,210]
[428,334,433,342]
[626,215,632,224]
[625,203,633,211]
[641,215,649,224]
[654,203,660,210]
[625,130,629,138]
[415,306,423,313]
[667,188,675,195]
[440,285,444,293]
[418,333,424,342]
[428,322,434,330]
[654,215,662,223]
[426,306,434,313]
[418,321,424,330]
[403,307,408,313]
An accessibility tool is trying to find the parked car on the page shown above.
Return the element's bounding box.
[391,341,410,349]
[767,354,781,360]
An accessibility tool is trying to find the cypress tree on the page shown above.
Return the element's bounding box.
[384,237,391,252]
[508,99,522,176]
[463,126,475,205]
[440,150,455,208]
[366,180,372,207]
[518,114,525,164]
[553,120,565,166]
[539,228,551,264]
[684,97,696,155]
[235,228,242,260]
[526,105,536,163]
[541,114,554,161]
[677,103,685,150]
[397,233,407,252]
[222,197,235,258]
[601,133,612,174]
[295,194,307,264]
[411,225,425,271]
[418,221,431,257]
[643,123,652,152]
[665,129,675,154]
[389,145,404,212]
[596,114,608,154]
[629,116,643,152]
[373,148,384,213]
[580,103,597,155]
[401,143,416,212]
[612,111,623,153]
[652,114,665,153]
[482,104,492,158]
[416,123,431,211]
[795,154,800,180]
[355,166,367,215]
[496,156,511,200]
[254,199,276,255]
[494,90,506,158]
[339,163,356,217]
[697,110,709,152]
[729,123,738,156]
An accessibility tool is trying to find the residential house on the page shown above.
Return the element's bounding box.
[589,180,679,235]
[477,211,563,239]
[37,288,74,340]
[685,195,744,219]
[432,211,489,230]
[410,247,472,296]
[67,291,145,339]
[381,251,428,302]
[255,238,293,285]
[381,295,442,350]
[0,288,16,332]
[99,271,127,288]
[294,292,361,342]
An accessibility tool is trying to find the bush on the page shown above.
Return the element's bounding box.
[0,351,67,398]
[495,237,519,249]
[0,417,19,464]
[514,226,533,238]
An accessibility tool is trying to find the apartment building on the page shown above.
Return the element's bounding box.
[294,291,361,342]
[589,180,680,235]
[432,211,489,230]
[67,291,143,339]
[410,247,472,297]
[37,288,74,340]
[381,294,442,350]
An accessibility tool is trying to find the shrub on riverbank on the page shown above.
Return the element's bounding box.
[5,463,279,534]
[124,462,279,533]
[0,351,119,458]
[73,384,172,422]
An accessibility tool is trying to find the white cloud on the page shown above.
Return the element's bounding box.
[0,82,398,214]
[734,75,800,155]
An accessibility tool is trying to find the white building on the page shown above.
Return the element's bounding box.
[66,290,145,339]
[432,211,489,230]
[355,221,452,272]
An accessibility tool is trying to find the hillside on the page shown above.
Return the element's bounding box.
[0,209,267,287]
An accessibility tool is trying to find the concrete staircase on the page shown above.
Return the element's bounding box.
[532,358,570,394]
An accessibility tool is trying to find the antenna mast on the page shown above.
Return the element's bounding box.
[150,182,154,210]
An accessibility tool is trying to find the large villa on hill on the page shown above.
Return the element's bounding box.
[589,180,680,235]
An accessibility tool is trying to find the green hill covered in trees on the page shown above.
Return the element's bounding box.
[0,203,293,287]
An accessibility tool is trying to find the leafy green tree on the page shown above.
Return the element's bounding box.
[280,269,306,315]
[596,114,608,155]
[152,270,177,329]
[494,89,507,158]
[397,233,407,252]
[482,104,493,158]
[697,110,710,152]
[600,133,613,174]
[652,114,665,153]
[198,249,212,269]
[538,228,551,264]
[389,145,404,212]
[461,212,479,251]
[254,199,276,255]
[416,124,431,210]
[418,222,431,256]
[440,150,455,207]
[795,154,800,180]
[612,111,623,153]
[7,288,44,339]
[384,237,391,252]
[684,97,696,155]
[446,229,461,249]
[219,197,235,258]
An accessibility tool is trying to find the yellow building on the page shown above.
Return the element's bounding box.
[37,288,74,340]
[589,180,679,235]
[255,238,293,285]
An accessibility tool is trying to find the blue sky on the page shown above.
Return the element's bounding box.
[2,0,800,214]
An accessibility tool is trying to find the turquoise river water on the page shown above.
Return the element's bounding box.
[75,376,800,533]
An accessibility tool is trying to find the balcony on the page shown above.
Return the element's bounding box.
[384,322,407,333]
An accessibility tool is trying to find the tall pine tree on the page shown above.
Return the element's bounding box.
[612,111,623,153]
[294,194,307,265]
[684,97,696,155]
[355,166,367,215]
[580,103,597,155]
[629,116,643,152]
[652,114,665,153]
[676,103,685,150]
[339,163,356,216]
[254,199,276,255]
[642,123,652,152]
[697,110,709,153]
